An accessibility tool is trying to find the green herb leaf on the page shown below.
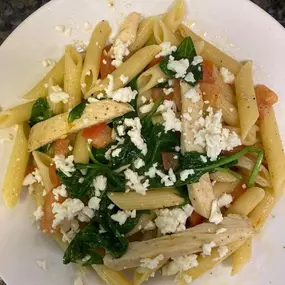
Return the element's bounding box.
[29,98,53,127]
[37,143,52,153]
[68,100,88,123]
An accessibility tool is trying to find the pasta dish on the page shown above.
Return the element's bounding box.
[1,0,285,284]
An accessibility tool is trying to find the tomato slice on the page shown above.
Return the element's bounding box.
[199,82,221,108]
[49,164,61,188]
[200,60,215,84]
[148,56,164,68]
[170,79,182,111]
[26,164,36,176]
[231,182,247,202]
[82,123,113,149]
[40,189,66,234]
[161,152,179,171]
[55,138,70,156]
[188,211,205,227]
[100,45,116,79]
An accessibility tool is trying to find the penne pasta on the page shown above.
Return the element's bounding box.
[126,213,155,237]
[0,100,35,128]
[129,17,156,52]
[32,151,54,192]
[47,78,63,115]
[137,64,169,94]
[28,100,133,151]
[32,182,46,207]
[210,171,239,183]
[108,188,185,210]
[213,181,241,198]
[227,186,265,216]
[235,61,259,140]
[63,46,83,111]
[73,131,89,164]
[178,24,242,75]
[23,56,65,99]
[85,45,161,98]
[231,238,252,276]
[81,21,111,94]
[162,0,185,32]
[153,18,181,45]
[2,123,30,208]
[259,107,285,199]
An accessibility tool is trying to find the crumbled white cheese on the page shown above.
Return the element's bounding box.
[209,200,223,225]
[104,74,114,97]
[120,74,129,84]
[124,169,149,195]
[194,107,241,161]
[175,146,180,152]
[107,203,115,210]
[82,255,91,263]
[184,72,195,84]
[88,97,99,103]
[53,185,68,201]
[93,175,107,197]
[200,155,207,163]
[158,78,165,83]
[167,57,189,78]
[102,59,107,64]
[184,87,201,103]
[74,277,84,285]
[53,155,75,177]
[217,193,233,208]
[83,22,92,31]
[88,197,101,210]
[140,254,164,269]
[183,274,193,284]
[112,87,137,103]
[218,245,229,258]
[162,254,198,276]
[54,25,65,33]
[36,260,47,271]
[133,158,145,169]
[220,67,235,84]
[191,56,203,66]
[60,219,80,243]
[180,169,195,181]
[111,39,130,68]
[141,96,147,104]
[139,102,154,114]
[144,163,175,187]
[23,174,36,186]
[124,118,147,155]
[155,42,177,58]
[111,209,136,225]
[155,204,194,235]
[157,100,181,133]
[183,113,192,122]
[117,124,126,137]
[163,87,174,95]
[144,221,156,231]
[34,206,44,221]
[144,163,159,178]
[216,228,227,235]
[112,147,122,157]
[202,241,216,256]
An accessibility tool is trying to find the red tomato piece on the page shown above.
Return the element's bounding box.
[188,211,205,227]
[49,164,61,188]
[231,182,247,202]
[148,56,164,68]
[200,60,215,84]
[55,138,70,156]
[100,45,116,79]
[161,152,179,171]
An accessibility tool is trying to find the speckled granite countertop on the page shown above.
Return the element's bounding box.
[0,0,284,284]
[0,0,285,45]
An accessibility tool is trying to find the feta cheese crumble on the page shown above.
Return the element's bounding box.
[111,39,130,68]
[194,107,241,161]
[202,241,216,256]
[93,175,107,197]
[180,169,195,181]
[217,193,233,208]
[184,87,201,103]
[112,87,137,103]
[144,221,156,231]
[139,102,154,114]
[209,200,223,224]
[155,204,194,235]
[111,209,136,225]
[133,158,145,169]
[220,67,235,84]
[157,100,181,132]
[120,74,129,84]
[74,277,84,285]
[49,90,70,104]
[140,254,164,269]
[34,206,44,221]
[167,57,189,78]
[124,169,149,195]
[155,42,177,58]
[53,155,75,177]
[88,197,101,210]
[191,56,203,66]
[53,185,68,201]
[163,87,174,95]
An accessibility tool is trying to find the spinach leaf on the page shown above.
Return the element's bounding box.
[29,98,53,126]
[127,74,140,109]
[159,37,203,86]
[68,100,88,123]
[37,143,52,153]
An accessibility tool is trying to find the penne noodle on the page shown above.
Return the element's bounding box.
[213,181,241,198]
[23,56,65,99]
[64,46,83,111]
[2,123,30,208]
[32,151,54,192]
[0,100,35,128]
[227,187,265,216]
[153,18,181,45]
[108,188,185,210]
[178,24,242,75]
[47,78,63,115]
[81,21,111,94]
[28,100,133,151]
[126,213,155,237]
[259,107,285,199]
[129,17,156,52]
[194,40,205,55]
[235,61,259,140]
[85,45,161,98]
[248,188,276,230]
[231,238,252,276]
[137,64,169,94]
[32,182,46,207]
[73,131,89,164]
[162,0,185,32]
[210,171,239,183]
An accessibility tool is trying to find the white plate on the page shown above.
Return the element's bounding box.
[0,0,285,284]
